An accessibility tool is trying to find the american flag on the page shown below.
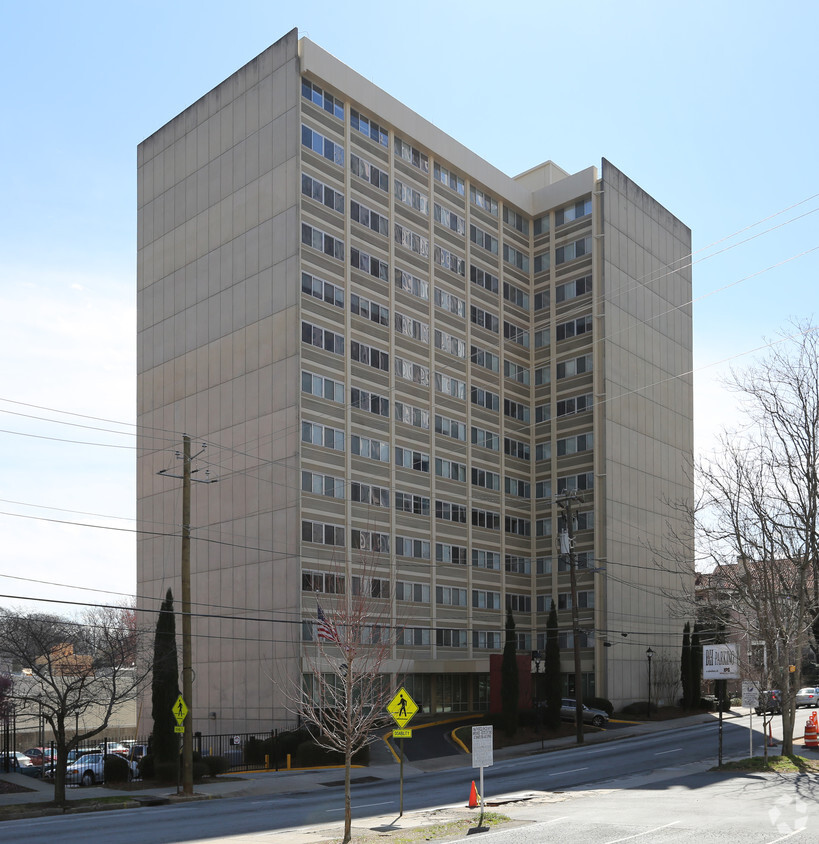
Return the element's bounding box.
[316,601,337,643]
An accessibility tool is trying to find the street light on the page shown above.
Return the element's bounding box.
[646,648,654,719]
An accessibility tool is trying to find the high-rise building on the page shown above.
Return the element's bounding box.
[137,29,693,734]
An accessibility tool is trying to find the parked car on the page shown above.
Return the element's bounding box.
[23,747,56,766]
[97,741,129,756]
[42,748,93,780]
[796,687,819,708]
[755,690,782,715]
[2,751,38,774]
[127,743,149,764]
[560,698,609,728]
[64,752,138,786]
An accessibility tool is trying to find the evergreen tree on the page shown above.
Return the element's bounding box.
[543,603,562,730]
[681,622,691,709]
[151,588,180,765]
[501,609,519,737]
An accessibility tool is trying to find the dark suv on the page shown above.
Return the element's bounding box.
[755,690,782,715]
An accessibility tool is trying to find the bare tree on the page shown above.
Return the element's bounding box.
[652,653,681,707]
[694,322,819,754]
[0,605,150,805]
[289,548,400,844]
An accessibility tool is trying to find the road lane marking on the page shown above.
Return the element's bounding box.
[604,821,680,842]
[654,747,683,755]
[548,766,588,776]
[325,800,393,813]
[766,831,806,843]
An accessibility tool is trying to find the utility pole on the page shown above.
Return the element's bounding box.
[159,434,216,796]
[557,493,584,745]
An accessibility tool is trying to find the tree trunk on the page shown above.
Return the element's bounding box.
[781,704,794,756]
[54,724,67,807]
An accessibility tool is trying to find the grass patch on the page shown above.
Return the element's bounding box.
[716,755,819,773]
[0,795,136,819]
[329,812,512,844]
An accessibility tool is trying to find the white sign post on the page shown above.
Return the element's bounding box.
[472,725,494,827]
[703,644,740,766]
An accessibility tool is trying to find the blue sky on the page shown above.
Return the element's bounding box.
[1,0,817,612]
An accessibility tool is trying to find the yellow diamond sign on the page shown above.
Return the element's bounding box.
[387,687,418,728]
[173,695,188,725]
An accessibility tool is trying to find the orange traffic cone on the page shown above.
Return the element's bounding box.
[468,780,480,808]
[767,723,777,747]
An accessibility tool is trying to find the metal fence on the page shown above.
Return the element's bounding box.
[191,727,301,771]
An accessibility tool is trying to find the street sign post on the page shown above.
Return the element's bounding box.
[471,725,494,828]
[703,646,738,766]
[172,695,188,794]
[387,687,418,816]
[742,681,760,757]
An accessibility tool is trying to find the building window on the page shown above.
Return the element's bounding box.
[395,268,429,301]
[302,321,344,355]
[437,542,468,566]
[394,311,430,343]
[534,252,550,274]
[470,345,499,373]
[434,245,466,276]
[436,457,467,482]
[535,403,550,423]
[395,222,430,257]
[503,320,529,348]
[351,530,391,553]
[351,387,389,417]
[506,593,531,612]
[395,490,431,516]
[505,515,531,536]
[395,356,430,386]
[302,420,345,452]
[395,400,430,430]
[537,557,552,575]
[472,466,500,491]
[350,340,389,372]
[556,315,593,342]
[302,79,344,119]
[536,480,551,499]
[555,198,592,227]
[471,265,499,294]
[503,244,529,273]
[436,500,467,523]
[395,580,431,603]
[350,152,389,192]
[556,393,593,417]
[503,280,529,311]
[435,371,467,400]
[434,287,466,317]
[398,628,431,647]
[557,432,593,456]
[473,590,501,610]
[505,361,530,385]
[350,293,389,326]
[556,354,593,380]
[472,507,500,530]
[555,236,592,265]
[435,414,466,441]
[504,436,530,461]
[535,328,550,348]
[301,520,345,547]
[436,628,467,648]
[351,200,389,236]
[472,386,500,412]
[505,476,530,499]
[351,434,389,462]
[534,366,550,386]
[350,481,390,508]
[472,549,501,570]
[470,186,498,216]
[533,214,549,235]
[350,247,389,281]
[435,328,466,359]
[470,305,499,333]
[302,569,345,593]
[534,290,550,311]
[535,441,551,462]
[470,223,498,254]
[504,398,529,422]
[395,178,429,215]
[556,274,592,303]
[350,108,388,146]
[472,425,499,452]
[302,272,344,309]
[434,162,465,195]
[473,631,503,649]
[395,537,431,561]
[301,370,344,403]
[434,202,466,235]
[395,446,430,472]
[302,173,345,214]
[437,585,468,606]
[302,470,345,499]
[301,124,344,166]
[505,555,531,574]
[301,223,344,260]
[395,137,429,172]
[503,207,529,235]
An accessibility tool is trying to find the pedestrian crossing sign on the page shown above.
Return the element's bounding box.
[387,687,418,728]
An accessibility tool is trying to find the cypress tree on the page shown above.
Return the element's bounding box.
[681,622,691,709]
[690,622,703,710]
[543,603,562,730]
[501,609,519,737]
[151,588,180,765]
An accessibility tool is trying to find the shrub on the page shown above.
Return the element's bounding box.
[138,753,154,779]
[292,740,370,767]
[619,701,655,716]
[245,737,266,765]
[152,760,178,783]
[202,755,230,776]
[586,697,614,717]
[192,760,209,782]
[104,754,130,784]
